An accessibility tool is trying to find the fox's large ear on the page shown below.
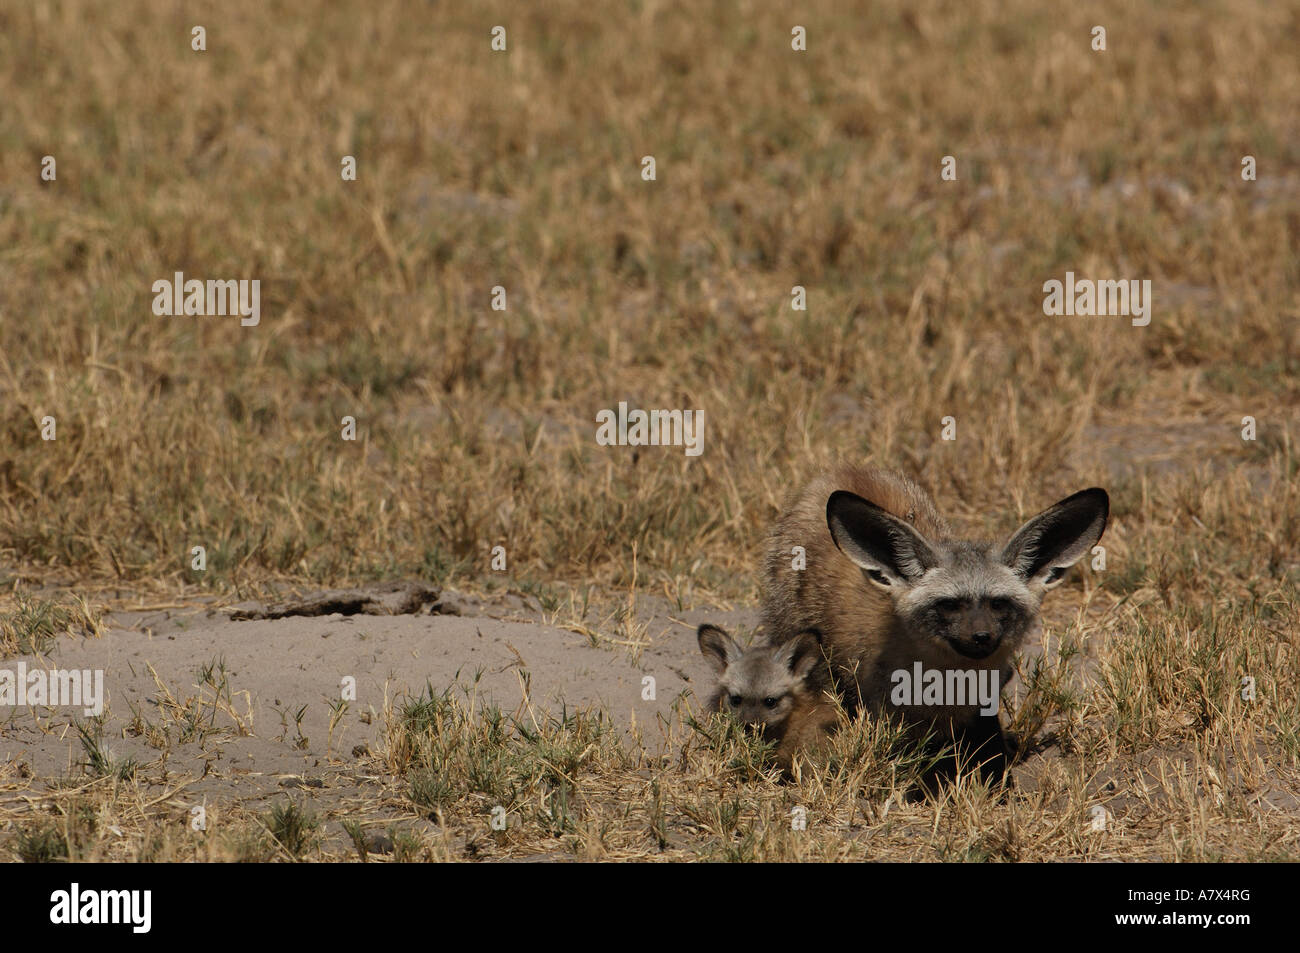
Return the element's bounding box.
[773,629,823,682]
[827,491,940,590]
[697,624,742,676]
[1000,488,1109,593]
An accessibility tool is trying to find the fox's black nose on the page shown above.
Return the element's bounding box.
[972,631,993,646]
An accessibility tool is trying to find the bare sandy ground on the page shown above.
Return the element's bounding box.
[1,585,760,800]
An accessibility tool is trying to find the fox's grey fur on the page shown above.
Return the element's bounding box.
[763,464,1108,779]
[697,625,838,775]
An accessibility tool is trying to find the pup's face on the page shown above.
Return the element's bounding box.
[697,626,822,732]
[827,487,1109,664]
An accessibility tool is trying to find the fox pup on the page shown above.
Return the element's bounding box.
[696,624,838,775]
[763,464,1108,780]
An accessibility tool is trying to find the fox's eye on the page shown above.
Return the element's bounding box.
[763,697,779,709]
[936,599,963,614]
[989,598,1012,613]
[728,694,743,707]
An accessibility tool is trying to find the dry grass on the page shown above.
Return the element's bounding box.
[1,0,1298,861]
[0,592,103,658]
[3,651,1297,861]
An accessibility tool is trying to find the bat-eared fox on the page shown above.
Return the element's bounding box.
[696,623,839,776]
[701,464,1108,784]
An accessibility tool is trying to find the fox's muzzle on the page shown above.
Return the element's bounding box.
[946,631,1002,659]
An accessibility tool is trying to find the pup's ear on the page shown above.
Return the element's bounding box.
[1001,488,1109,593]
[827,490,940,590]
[774,629,824,682]
[697,624,742,676]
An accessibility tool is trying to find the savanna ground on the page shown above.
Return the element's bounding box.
[0,0,1298,861]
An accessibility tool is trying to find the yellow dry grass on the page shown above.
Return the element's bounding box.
[0,0,1297,861]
